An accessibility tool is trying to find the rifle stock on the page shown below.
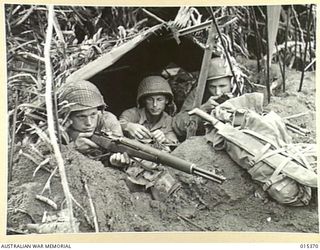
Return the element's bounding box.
[188,108,221,126]
[91,134,225,184]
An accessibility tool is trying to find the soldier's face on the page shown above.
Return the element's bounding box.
[69,107,99,133]
[144,94,168,116]
[207,77,231,96]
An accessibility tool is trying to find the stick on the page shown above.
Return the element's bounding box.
[251,7,262,72]
[52,12,65,43]
[35,194,58,210]
[286,125,307,136]
[308,11,314,69]
[304,58,316,71]
[142,9,166,24]
[164,20,211,39]
[275,42,284,84]
[227,7,235,55]
[176,213,207,231]
[70,195,95,229]
[265,6,271,103]
[208,7,241,95]
[53,91,62,149]
[186,21,215,138]
[283,111,309,120]
[298,4,313,92]
[284,121,310,135]
[283,7,291,92]
[44,5,76,232]
[84,181,99,232]
[8,89,19,182]
[33,157,50,177]
[291,6,305,45]
[294,12,298,68]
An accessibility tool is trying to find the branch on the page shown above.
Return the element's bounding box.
[44,4,77,233]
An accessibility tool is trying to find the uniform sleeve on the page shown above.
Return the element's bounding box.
[100,112,123,137]
[119,107,140,132]
[172,89,196,138]
[163,116,178,143]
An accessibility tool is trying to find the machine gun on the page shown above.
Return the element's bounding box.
[91,133,226,184]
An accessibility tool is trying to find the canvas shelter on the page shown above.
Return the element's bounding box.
[66,23,210,116]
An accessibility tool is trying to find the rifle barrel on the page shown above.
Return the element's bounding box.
[91,134,225,184]
[193,166,226,183]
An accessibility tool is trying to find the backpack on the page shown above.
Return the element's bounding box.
[209,110,317,206]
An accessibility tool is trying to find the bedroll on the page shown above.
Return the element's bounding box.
[215,110,317,206]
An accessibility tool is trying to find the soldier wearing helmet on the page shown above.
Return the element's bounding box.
[173,57,234,140]
[60,80,130,167]
[119,76,178,144]
[119,76,181,201]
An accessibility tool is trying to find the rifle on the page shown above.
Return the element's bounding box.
[91,133,226,184]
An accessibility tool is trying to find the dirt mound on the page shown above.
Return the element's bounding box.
[7,135,318,233]
[172,136,318,232]
[7,65,318,234]
[7,145,208,233]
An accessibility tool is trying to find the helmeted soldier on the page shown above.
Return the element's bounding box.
[60,80,181,201]
[172,57,235,140]
[59,80,130,167]
[118,76,181,200]
[119,75,178,145]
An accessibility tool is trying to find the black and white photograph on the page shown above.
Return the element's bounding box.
[5,4,318,236]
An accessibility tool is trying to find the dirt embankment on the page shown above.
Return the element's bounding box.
[7,66,318,234]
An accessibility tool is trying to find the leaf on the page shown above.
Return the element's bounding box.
[12,6,35,27]
[33,158,50,177]
[25,123,52,150]
[8,73,41,89]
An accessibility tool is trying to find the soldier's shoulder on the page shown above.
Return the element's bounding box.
[101,111,118,121]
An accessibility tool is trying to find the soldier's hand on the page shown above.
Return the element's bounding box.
[200,96,220,112]
[151,130,166,144]
[126,123,152,140]
[109,152,130,168]
[74,132,99,154]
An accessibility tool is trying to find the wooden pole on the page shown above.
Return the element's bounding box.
[265,6,271,103]
[8,89,19,182]
[53,91,62,149]
[44,5,77,232]
[298,4,313,92]
[251,6,262,72]
[294,9,298,69]
[275,42,284,81]
[283,7,291,92]
[227,7,235,55]
[186,22,215,138]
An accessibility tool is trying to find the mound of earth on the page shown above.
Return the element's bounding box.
[7,66,318,234]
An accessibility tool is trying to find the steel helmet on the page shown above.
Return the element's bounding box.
[207,57,233,81]
[137,76,174,107]
[59,80,106,112]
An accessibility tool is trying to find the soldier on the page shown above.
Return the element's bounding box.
[119,76,181,200]
[59,80,130,167]
[58,80,187,201]
[119,76,178,146]
[172,57,234,140]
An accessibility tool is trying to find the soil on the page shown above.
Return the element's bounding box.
[7,64,318,234]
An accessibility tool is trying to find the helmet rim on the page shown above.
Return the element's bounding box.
[136,76,173,107]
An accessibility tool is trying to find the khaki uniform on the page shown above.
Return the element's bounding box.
[119,107,178,143]
[67,111,123,142]
[119,107,180,201]
[172,88,209,139]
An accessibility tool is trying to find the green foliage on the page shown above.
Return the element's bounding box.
[6,5,315,145]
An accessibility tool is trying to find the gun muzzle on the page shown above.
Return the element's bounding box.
[192,165,226,184]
